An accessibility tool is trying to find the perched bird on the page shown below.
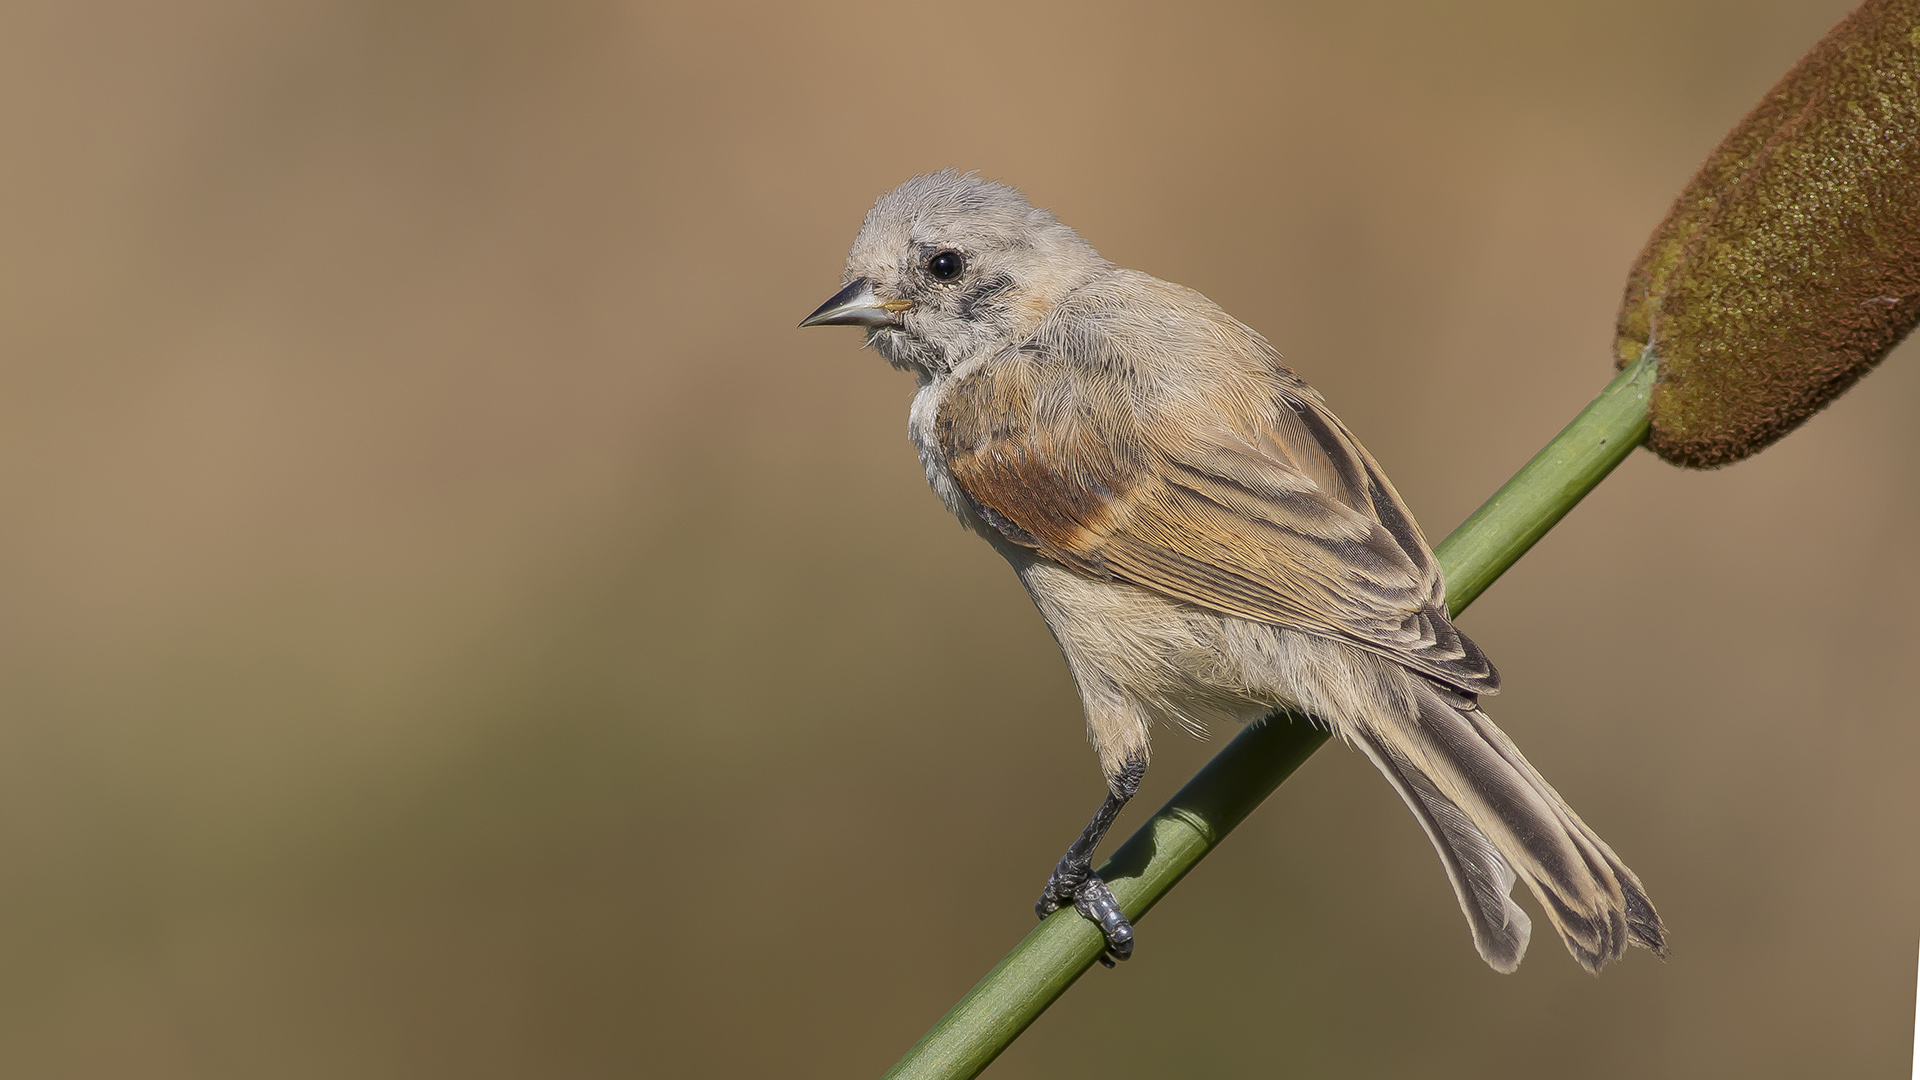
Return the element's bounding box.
[800,170,1665,973]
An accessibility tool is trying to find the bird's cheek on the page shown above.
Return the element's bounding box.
[1011,291,1053,328]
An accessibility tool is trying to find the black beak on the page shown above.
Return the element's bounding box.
[799,278,905,328]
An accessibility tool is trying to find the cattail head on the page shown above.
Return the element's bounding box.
[1617,0,1920,468]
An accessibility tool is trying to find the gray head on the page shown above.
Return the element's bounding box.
[800,171,1110,376]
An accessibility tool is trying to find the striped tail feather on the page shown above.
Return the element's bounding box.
[1348,681,1666,973]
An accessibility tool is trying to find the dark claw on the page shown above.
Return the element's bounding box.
[1037,865,1135,964]
[1035,859,1090,920]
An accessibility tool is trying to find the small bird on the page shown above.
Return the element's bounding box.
[801,170,1666,974]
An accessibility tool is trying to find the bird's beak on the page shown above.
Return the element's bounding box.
[799,278,910,328]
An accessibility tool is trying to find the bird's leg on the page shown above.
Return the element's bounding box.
[1035,756,1146,966]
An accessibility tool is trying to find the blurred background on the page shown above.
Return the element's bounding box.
[1,0,1915,1076]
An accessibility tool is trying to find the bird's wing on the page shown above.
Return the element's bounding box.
[935,318,1498,697]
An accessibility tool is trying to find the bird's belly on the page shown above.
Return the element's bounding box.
[1015,557,1298,736]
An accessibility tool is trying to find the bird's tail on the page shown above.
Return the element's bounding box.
[1346,681,1666,974]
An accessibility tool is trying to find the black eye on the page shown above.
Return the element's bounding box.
[928,250,965,281]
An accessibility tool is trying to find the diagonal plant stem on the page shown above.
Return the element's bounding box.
[881,353,1660,1080]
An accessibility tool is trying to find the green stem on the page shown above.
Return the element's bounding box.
[1436,355,1658,613]
[880,354,1659,1080]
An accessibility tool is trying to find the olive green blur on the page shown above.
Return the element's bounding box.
[1617,0,1920,467]
[1,2,1916,1079]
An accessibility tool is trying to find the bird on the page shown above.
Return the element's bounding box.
[799,170,1666,974]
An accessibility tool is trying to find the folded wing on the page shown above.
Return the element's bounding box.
[935,293,1497,697]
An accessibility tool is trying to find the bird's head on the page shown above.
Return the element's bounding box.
[800,170,1110,377]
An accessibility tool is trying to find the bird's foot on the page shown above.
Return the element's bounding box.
[1036,865,1134,966]
[1035,859,1088,920]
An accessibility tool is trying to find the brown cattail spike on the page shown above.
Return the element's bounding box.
[1616,0,1920,468]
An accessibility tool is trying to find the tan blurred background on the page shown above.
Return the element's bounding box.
[1,0,1915,1076]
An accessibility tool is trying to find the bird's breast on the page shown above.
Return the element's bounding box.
[908,370,1000,544]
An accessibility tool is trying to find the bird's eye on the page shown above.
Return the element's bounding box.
[928,250,965,281]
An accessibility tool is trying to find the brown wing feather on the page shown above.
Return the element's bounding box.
[937,290,1498,696]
